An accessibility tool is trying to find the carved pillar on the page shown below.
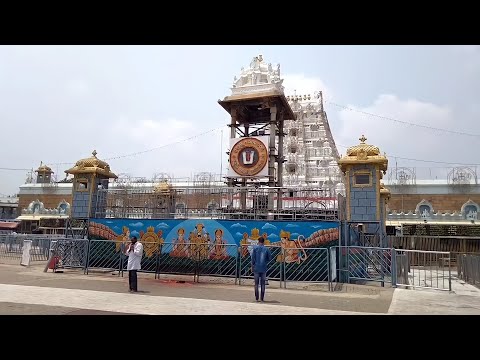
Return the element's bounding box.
[268,105,277,211]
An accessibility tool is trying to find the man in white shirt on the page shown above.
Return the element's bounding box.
[125,236,143,293]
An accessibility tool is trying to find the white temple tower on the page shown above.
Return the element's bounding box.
[283,91,345,197]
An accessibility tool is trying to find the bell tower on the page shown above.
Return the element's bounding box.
[218,55,295,218]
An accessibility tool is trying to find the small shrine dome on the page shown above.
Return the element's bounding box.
[35,162,53,174]
[65,150,117,179]
[153,180,173,195]
[337,135,388,174]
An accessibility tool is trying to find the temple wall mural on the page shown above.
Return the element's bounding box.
[89,219,339,264]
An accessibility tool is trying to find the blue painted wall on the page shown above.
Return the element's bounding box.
[89,218,339,248]
[348,164,378,222]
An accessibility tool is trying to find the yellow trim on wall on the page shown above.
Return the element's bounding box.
[352,170,373,188]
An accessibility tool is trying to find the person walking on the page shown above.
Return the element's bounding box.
[125,236,143,293]
[251,237,272,302]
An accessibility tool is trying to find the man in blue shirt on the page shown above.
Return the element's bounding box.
[251,237,272,302]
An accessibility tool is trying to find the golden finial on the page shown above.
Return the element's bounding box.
[92,150,97,157]
[359,135,367,144]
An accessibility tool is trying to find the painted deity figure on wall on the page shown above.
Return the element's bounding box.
[240,232,250,257]
[209,229,228,260]
[240,228,270,257]
[140,227,164,258]
[114,226,130,252]
[170,228,189,258]
[272,230,307,264]
[188,223,210,260]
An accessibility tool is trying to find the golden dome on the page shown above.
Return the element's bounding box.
[153,180,172,195]
[35,161,53,173]
[346,135,380,157]
[338,135,388,173]
[65,150,117,178]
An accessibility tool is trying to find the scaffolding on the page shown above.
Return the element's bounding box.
[93,175,339,221]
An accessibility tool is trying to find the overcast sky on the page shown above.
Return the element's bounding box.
[1,45,479,195]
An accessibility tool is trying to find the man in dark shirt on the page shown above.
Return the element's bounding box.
[251,237,272,302]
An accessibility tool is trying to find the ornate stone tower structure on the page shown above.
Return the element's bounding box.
[338,135,389,246]
[218,54,295,214]
[284,92,344,197]
[65,150,117,220]
[35,162,53,184]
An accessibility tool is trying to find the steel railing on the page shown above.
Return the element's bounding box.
[197,244,239,281]
[284,247,330,289]
[50,239,89,271]
[239,245,284,286]
[85,239,122,274]
[344,246,393,286]
[23,238,457,293]
[394,249,452,291]
[457,254,480,288]
[0,234,63,262]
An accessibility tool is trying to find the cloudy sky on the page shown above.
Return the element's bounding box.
[0,45,479,195]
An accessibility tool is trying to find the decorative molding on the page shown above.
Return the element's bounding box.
[352,170,373,188]
[461,199,479,220]
[231,55,284,96]
[414,199,434,218]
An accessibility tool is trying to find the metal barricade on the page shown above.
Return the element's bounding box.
[52,238,89,271]
[345,246,393,286]
[155,242,200,279]
[197,244,238,283]
[239,245,283,287]
[120,241,162,277]
[0,234,23,258]
[86,239,122,275]
[28,237,52,261]
[284,247,330,289]
[457,254,480,287]
[394,249,451,291]
[0,234,58,262]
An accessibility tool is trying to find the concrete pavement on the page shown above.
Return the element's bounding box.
[0,262,479,314]
[0,263,394,314]
[389,288,480,315]
[0,283,375,315]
